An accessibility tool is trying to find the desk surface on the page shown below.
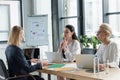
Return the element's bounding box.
[38,63,120,80]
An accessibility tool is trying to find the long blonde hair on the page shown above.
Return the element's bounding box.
[8,25,23,46]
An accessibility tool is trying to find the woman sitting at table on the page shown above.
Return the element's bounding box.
[96,23,119,70]
[58,24,81,80]
[58,24,81,62]
[5,26,47,80]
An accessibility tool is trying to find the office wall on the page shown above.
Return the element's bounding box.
[0,44,7,68]
[0,0,34,66]
[0,0,53,67]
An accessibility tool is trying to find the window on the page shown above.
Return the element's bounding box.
[108,0,120,12]
[61,0,77,17]
[0,5,10,41]
[109,15,120,36]
[84,0,103,37]
[59,0,78,36]
[34,0,52,59]
[0,0,21,41]
[108,0,120,37]
[62,18,78,33]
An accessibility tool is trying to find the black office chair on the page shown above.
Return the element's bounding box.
[0,59,36,80]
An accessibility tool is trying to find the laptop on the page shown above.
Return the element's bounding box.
[23,48,40,60]
[45,52,63,63]
[75,54,94,69]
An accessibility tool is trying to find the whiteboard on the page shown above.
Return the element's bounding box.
[25,15,48,46]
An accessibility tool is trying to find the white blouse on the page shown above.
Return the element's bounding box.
[59,40,81,62]
[96,41,119,67]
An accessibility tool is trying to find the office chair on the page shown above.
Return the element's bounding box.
[0,59,36,80]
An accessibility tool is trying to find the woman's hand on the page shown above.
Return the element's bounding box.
[31,58,40,63]
[31,59,48,66]
[41,60,48,66]
[99,64,105,71]
[61,39,68,51]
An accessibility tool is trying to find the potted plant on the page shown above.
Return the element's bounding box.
[80,35,101,54]
[90,36,101,49]
[79,35,91,48]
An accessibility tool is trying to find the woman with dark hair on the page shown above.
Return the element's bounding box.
[58,24,81,80]
[59,24,81,62]
[65,25,79,40]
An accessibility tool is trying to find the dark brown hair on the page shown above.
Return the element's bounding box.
[65,24,78,40]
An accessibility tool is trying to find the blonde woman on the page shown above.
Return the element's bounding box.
[5,26,46,80]
[96,23,119,70]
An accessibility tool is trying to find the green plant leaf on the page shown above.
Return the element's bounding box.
[79,35,101,49]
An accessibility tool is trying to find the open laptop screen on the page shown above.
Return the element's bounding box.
[23,48,40,60]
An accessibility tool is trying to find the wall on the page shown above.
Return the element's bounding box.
[0,44,7,68]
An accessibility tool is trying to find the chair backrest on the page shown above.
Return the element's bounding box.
[0,59,9,80]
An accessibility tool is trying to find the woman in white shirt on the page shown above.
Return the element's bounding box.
[96,23,119,70]
[59,24,81,62]
[58,24,81,80]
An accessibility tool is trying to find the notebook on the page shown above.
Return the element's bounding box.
[75,54,94,69]
[45,52,63,63]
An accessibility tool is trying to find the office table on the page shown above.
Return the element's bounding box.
[38,63,120,80]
